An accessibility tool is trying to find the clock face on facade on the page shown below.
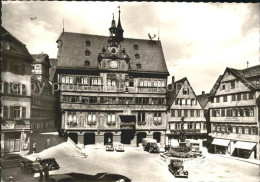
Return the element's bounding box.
[109,47,119,55]
[110,60,118,68]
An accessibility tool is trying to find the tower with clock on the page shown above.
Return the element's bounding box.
[98,7,129,71]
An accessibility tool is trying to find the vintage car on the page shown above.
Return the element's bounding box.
[21,157,59,173]
[22,161,44,173]
[106,143,114,151]
[47,174,76,182]
[144,142,159,153]
[1,154,31,168]
[115,143,124,152]
[168,159,188,178]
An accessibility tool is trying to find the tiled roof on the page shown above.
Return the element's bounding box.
[31,54,50,66]
[167,77,197,108]
[1,26,33,61]
[197,93,210,109]
[49,58,58,82]
[56,32,169,74]
[228,65,260,89]
[209,75,222,95]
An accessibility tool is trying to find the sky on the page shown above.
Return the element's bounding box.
[2,2,259,95]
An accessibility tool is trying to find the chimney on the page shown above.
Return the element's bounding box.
[172,76,175,85]
[202,91,205,95]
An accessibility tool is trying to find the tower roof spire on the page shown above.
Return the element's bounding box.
[117,5,123,30]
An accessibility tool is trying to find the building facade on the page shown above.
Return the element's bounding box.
[30,54,56,133]
[166,77,207,146]
[207,66,260,159]
[55,11,169,146]
[1,26,34,154]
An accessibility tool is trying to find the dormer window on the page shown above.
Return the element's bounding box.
[85,60,90,66]
[85,50,90,56]
[135,54,140,59]
[133,44,138,50]
[136,63,141,69]
[86,40,91,46]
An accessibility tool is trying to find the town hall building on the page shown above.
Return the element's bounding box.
[54,9,169,146]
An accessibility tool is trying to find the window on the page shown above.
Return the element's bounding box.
[184,110,188,117]
[212,124,216,132]
[221,125,226,132]
[237,109,243,117]
[170,123,175,130]
[249,108,254,116]
[87,113,96,123]
[227,109,232,117]
[221,84,226,90]
[244,108,249,116]
[11,62,25,74]
[153,81,157,87]
[216,96,220,103]
[217,125,220,132]
[91,77,102,85]
[107,74,116,86]
[196,110,200,117]
[2,106,8,118]
[177,110,182,117]
[82,96,89,103]
[244,127,249,134]
[249,92,254,100]
[195,123,200,129]
[139,80,144,87]
[243,93,247,100]
[135,54,140,59]
[71,96,79,103]
[138,112,145,122]
[237,93,241,101]
[232,109,237,117]
[183,88,189,95]
[136,63,141,69]
[133,44,138,50]
[181,99,185,106]
[62,75,73,84]
[85,50,90,56]
[216,110,220,117]
[86,41,91,46]
[171,110,175,117]
[221,109,225,117]
[232,94,236,101]
[154,113,162,123]
[187,99,191,105]
[13,106,21,118]
[89,97,97,104]
[125,75,134,87]
[75,76,84,84]
[223,95,227,102]
[107,113,116,124]
[22,84,26,95]
[3,82,9,94]
[188,122,193,129]
[251,127,256,135]
[147,81,152,87]
[231,81,235,89]
[190,110,194,117]
[175,99,179,105]
[238,127,242,134]
[85,60,90,67]
[144,81,148,87]
[232,126,236,133]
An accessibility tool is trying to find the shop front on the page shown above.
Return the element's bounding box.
[211,138,230,154]
[233,141,257,159]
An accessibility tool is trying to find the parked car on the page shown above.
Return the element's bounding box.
[142,138,157,148]
[40,158,60,170]
[168,159,188,178]
[21,157,59,173]
[46,172,131,182]
[22,161,44,173]
[115,143,124,152]
[1,154,31,168]
[144,142,159,153]
[106,143,114,151]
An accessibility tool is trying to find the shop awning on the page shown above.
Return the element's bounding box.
[212,138,230,146]
[234,141,257,150]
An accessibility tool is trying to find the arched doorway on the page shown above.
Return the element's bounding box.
[104,133,113,145]
[121,130,135,144]
[68,133,78,144]
[153,132,161,143]
[84,133,95,145]
[137,132,147,147]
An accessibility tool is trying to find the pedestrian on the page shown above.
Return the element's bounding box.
[33,142,36,153]
[46,137,50,149]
